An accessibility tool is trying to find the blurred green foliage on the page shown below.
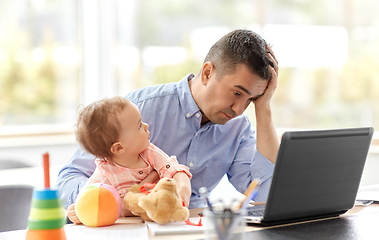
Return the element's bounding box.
[0,29,56,125]
[1,0,379,129]
[152,59,201,85]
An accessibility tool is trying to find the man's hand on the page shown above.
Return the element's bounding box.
[254,45,279,108]
[67,203,82,225]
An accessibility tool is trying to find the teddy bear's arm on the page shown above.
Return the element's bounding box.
[138,194,157,212]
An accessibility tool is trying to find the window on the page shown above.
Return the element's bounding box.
[1,0,378,134]
[0,0,79,127]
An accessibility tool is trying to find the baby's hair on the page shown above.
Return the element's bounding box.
[75,96,129,163]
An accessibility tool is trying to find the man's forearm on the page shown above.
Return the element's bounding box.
[56,173,88,209]
[253,45,279,164]
[255,105,279,164]
[55,147,96,208]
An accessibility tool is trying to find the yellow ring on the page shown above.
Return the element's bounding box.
[29,207,65,220]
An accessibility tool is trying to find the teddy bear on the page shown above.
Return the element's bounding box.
[138,178,189,224]
[123,184,153,222]
[124,178,189,224]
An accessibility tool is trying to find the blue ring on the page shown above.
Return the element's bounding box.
[32,188,60,200]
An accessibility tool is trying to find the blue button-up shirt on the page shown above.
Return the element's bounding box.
[56,74,275,209]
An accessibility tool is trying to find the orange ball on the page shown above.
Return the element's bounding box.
[75,183,121,227]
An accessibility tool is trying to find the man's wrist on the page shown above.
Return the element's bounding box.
[254,101,271,113]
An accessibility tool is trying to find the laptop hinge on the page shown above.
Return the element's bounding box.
[249,210,348,226]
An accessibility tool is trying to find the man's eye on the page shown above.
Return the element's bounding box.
[234,91,241,96]
[139,123,142,129]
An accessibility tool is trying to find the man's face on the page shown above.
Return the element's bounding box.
[199,63,269,125]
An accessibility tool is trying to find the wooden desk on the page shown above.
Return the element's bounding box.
[243,204,379,240]
[1,205,379,240]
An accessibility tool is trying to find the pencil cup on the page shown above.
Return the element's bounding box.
[203,208,246,240]
[25,188,66,240]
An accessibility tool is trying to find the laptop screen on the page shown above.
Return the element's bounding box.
[263,127,374,223]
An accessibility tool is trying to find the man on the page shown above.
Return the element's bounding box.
[56,29,279,211]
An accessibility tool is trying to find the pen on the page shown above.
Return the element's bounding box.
[239,188,259,212]
[199,187,213,213]
[200,187,225,239]
[224,183,260,240]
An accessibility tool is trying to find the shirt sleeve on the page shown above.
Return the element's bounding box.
[226,117,275,202]
[249,149,275,201]
[143,144,192,180]
[54,146,96,209]
[86,161,112,186]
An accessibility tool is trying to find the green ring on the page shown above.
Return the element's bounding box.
[27,218,66,230]
[32,199,62,208]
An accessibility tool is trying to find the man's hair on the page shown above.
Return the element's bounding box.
[204,29,273,81]
[75,96,128,162]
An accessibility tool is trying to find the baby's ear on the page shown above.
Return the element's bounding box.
[111,142,125,154]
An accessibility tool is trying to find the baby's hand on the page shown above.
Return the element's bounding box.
[67,203,82,225]
[140,170,159,184]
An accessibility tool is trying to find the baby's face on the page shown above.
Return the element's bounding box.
[117,102,150,154]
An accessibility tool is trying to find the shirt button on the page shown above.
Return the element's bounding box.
[195,113,200,118]
[139,170,143,174]
[186,113,190,117]
[189,162,194,167]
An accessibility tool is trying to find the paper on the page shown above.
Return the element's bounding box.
[64,223,149,240]
[147,217,206,236]
[0,229,26,240]
[357,184,379,202]
[357,190,379,202]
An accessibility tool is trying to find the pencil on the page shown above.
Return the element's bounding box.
[243,178,259,197]
[239,178,260,209]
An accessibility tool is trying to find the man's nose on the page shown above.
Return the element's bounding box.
[231,100,246,116]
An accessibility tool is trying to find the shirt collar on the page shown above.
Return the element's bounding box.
[177,73,201,119]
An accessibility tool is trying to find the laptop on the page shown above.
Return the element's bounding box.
[245,127,374,225]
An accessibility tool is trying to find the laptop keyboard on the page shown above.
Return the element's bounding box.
[246,205,265,217]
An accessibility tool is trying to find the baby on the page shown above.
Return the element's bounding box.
[67,96,192,224]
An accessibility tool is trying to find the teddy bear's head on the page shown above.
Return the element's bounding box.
[149,178,178,195]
